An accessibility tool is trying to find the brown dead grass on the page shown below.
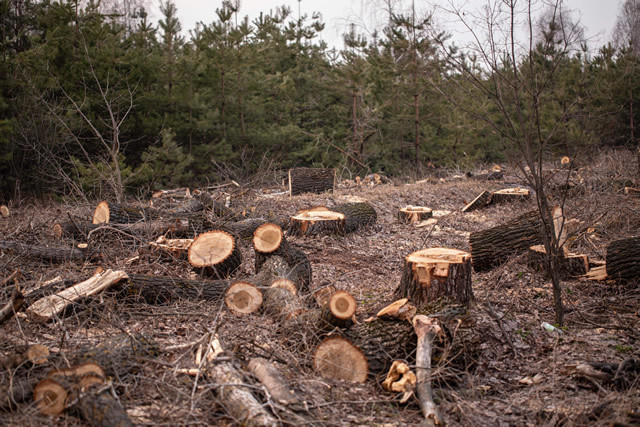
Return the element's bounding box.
[1,149,639,426]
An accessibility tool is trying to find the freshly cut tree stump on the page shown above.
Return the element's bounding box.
[398,206,433,224]
[288,167,336,196]
[288,208,346,236]
[253,222,285,254]
[490,187,531,204]
[462,190,492,212]
[225,282,263,314]
[93,201,160,224]
[606,236,640,283]
[125,274,230,304]
[528,245,589,279]
[0,241,92,263]
[469,210,550,272]
[313,336,368,383]
[394,248,473,307]
[26,270,129,323]
[1,205,9,218]
[189,230,242,278]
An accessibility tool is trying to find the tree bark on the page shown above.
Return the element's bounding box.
[332,202,377,233]
[413,315,443,426]
[528,245,589,279]
[606,236,640,282]
[0,241,93,263]
[254,230,312,295]
[93,201,160,224]
[462,190,492,212]
[288,167,335,196]
[395,248,473,307]
[124,274,230,304]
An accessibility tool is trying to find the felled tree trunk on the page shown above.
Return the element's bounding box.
[528,245,589,279]
[57,218,190,240]
[288,167,335,196]
[394,248,473,307]
[0,241,92,263]
[398,206,433,224]
[469,210,550,272]
[124,274,230,304]
[189,230,242,278]
[606,236,640,282]
[248,358,300,407]
[26,270,129,323]
[462,190,492,212]
[93,201,160,224]
[312,336,368,383]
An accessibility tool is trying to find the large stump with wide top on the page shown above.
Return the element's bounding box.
[288,207,346,236]
[398,206,433,224]
[490,187,531,204]
[188,230,242,278]
[288,167,335,196]
[606,236,640,283]
[394,248,473,307]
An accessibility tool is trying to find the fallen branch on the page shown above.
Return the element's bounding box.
[412,315,443,426]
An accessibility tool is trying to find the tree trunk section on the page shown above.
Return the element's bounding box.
[57,218,190,240]
[398,206,433,224]
[254,229,312,294]
[606,237,640,283]
[313,336,368,383]
[395,248,473,307]
[332,202,377,233]
[0,241,92,263]
[528,245,589,279]
[225,282,263,314]
[124,274,230,304]
[93,201,160,224]
[490,188,531,204]
[289,167,335,196]
[288,208,346,236]
[189,230,242,278]
[469,210,549,272]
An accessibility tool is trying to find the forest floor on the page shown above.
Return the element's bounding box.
[1,150,639,426]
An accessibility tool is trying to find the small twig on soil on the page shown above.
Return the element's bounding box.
[1,269,21,289]
[419,223,438,250]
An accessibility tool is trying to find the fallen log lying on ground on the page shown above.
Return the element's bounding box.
[93,201,160,224]
[189,230,242,278]
[0,241,93,263]
[124,274,230,304]
[413,315,444,426]
[288,167,335,196]
[606,236,640,283]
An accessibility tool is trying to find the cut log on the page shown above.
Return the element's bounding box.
[394,248,473,307]
[528,245,589,279]
[152,187,191,199]
[253,222,284,254]
[189,230,242,278]
[288,167,335,196]
[490,187,531,204]
[124,274,230,304]
[321,290,356,329]
[332,202,377,233]
[0,344,49,370]
[288,209,346,236]
[58,218,190,240]
[413,315,443,426]
[26,270,128,323]
[469,210,552,272]
[261,287,304,321]
[0,241,92,263]
[0,204,9,218]
[313,336,368,383]
[93,201,160,224]
[248,358,300,407]
[0,287,25,324]
[225,282,263,314]
[462,190,492,212]
[606,237,640,283]
[398,206,433,224]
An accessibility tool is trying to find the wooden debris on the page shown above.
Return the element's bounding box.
[462,190,492,212]
[0,204,8,218]
[382,360,416,400]
[398,206,433,224]
[395,248,473,307]
[225,282,263,314]
[580,265,608,282]
[125,274,230,304]
[189,230,242,278]
[0,241,92,263]
[0,344,49,370]
[413,315,443,426]
[624,186,640,196]
[313,336,368,383]
[58,218,190,240]
[376,298,417,321]
[606,236,640,283]
[0,287,24,324]
[93,201,160,224]
[152,187,191,199]
[288,167,335,196]
[26,270,128,323]
[149,236,192,259]
[248,357,300,407]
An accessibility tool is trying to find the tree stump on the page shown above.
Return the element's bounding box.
[469,210,550,272]
[606,237,640,283]
[288,208,346,236]
[288,167,335,196]
[313,336,368,383]
[490,187,531,204]
[394,248,473,307]
[93,201,159,224]
[188,230,242,278]
[528,245,589,279]
[462,190,492,212]
[398,206,433,224]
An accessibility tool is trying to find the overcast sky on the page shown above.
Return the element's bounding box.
[159,0,620,51]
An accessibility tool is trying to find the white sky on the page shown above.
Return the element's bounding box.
[160,0,620,51]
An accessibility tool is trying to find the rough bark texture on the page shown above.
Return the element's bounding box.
[0,241,92,263]
[123,274,230,304]
[332,202,378,233]
[462,190,492,212]
[75,383,134,427]
[94,201,161,224]
[288,167,335,196]
[606,236,640,282]
[469,210,547,272]
[254,241,312,295]
[528,245,589,279]
[58,218,190,240]
[413,315,443,426]
[395,248,473,307]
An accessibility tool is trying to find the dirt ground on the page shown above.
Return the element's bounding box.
[1,150,639,426]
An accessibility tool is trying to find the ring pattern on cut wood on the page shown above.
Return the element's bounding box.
[288,208,346,236]
[313,336,368,383]
[394,248,473,307]
[188,230,242,278]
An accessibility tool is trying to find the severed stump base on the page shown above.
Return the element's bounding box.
[395,248,473,307]
[528,245,589,279]
[288,208,346,236]
[398,206,433,224]
[491,187,531,204]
